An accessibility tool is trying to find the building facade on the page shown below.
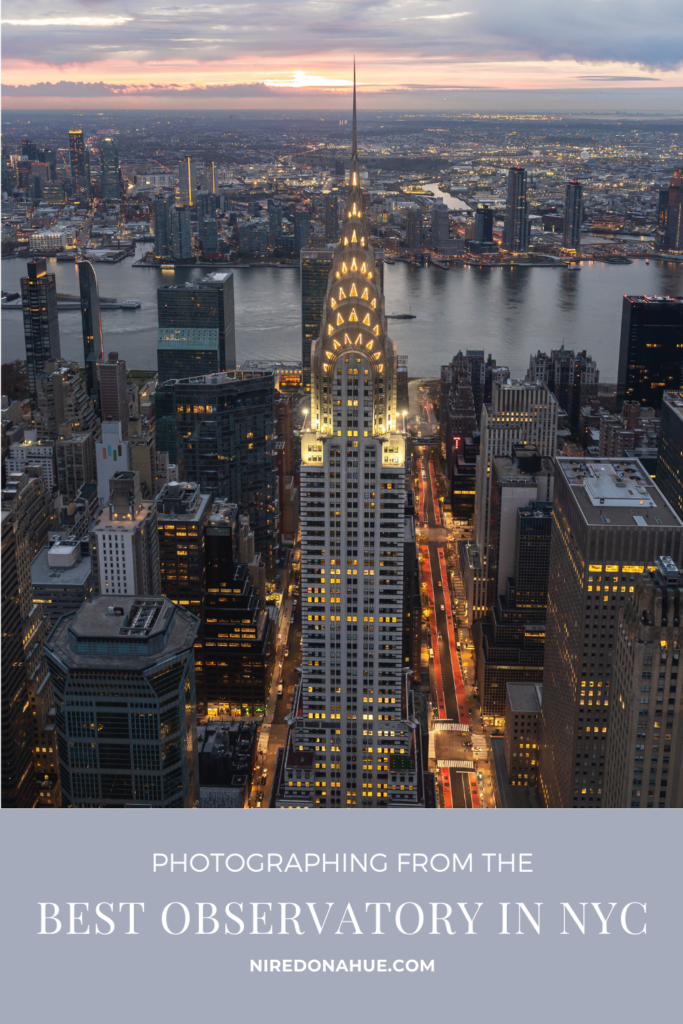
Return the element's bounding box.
[502,167,529,252]
[157,272,236,382]
[658,390,683,524]
[77,259,103,405]
[604,556,683,808]
[175,370,279,572]
[99,137,120,200]
[618,295,683,410]
[21,259,61,408]
[90,471,161,598]
[271,87,426,808]
[563,180,583,250]
[539,458,683,808]
[47,596,200,808]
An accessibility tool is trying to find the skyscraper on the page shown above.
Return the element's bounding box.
[268,199,282,248]
[324,192,339,242]
[99,136,120,200]
[77,259,103,404]
[603,556,683,808]
[21,259,61,408]
[170,205,192,259]
[502,166,529,252]
[90,470,161,598]
[68,129,87,182]
[467,381,558,624]
[655,168,683,252]
[563,180,583,250]
[153,193,175,257]
[157,271,236,381]
[34,360,99,441]
[99,351,129,436]
[200,500,272,715]
[47,595,200,808]
[302,248,383,392]
[294,209,310,255]
[474,204,493,243]
[56,429,96,502]
[657,390,683,524]
[526,346,599,431]
[1,509,36,807]
[405,206,422,249]
[175,371,279,572]
[178,154,197,206]
[430,200,450,250]
[539,458,683,808]
[96,420,131,504]
[617,295,683,410]
[271,71,426,808]
[301,249,335,391]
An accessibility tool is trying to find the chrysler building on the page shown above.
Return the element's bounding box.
[271,68,425,807]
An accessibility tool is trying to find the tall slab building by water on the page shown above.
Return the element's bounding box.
[272,70,426,808]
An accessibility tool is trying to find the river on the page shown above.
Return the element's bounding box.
[2,247,682,381]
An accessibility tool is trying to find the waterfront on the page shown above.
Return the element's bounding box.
[2,246,682,379]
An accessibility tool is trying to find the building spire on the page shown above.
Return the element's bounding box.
[352,57,357,157]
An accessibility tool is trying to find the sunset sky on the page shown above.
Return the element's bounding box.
[2,0,683,110]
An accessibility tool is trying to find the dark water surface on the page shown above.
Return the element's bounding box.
[2,246,682,380]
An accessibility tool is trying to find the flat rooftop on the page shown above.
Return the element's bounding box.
[506,682,542,714]
[557,457,682,529]
[31,546,92,587]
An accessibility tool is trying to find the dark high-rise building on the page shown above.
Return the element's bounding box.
[563,180,583,250]
[34,360,99,441]
[617,295,683,410]
[502,166,529,252]
[153,193,175,257]
[21,259,61,408]
[405,206,422,249]
[474,204,493,243]
[56,430,96,502]
[604,556,683,808]
[301,247,384,392]
[68,129,87,183]
[658,391,683,524]
[175,371,279,572]
[170,205,192,259]
[539,458,683,808]
[154,380,178,463]
[430,200,450,249]
[397,355,409,413]
[47,596,200,808]
[527,346,599,430]
[21,137,38,161]
[99,137,120,200]
[1,509,36,807]
[157,271,236,381]
[99,351,129,436]
[267,199,282,247]
[156,480,211,623]
[77,259,103,404]
[335,158,345,177]
[475,447,553,722]
[655,168,683,252]
[324,192,339,242]
[200,500,272,714]
[294,209,310,255]
[301,248,334,391]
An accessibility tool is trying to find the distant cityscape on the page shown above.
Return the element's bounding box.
[2,96,683,809]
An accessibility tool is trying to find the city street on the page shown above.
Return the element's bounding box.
[413,408,498,809]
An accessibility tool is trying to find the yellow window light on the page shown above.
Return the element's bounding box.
[326,351,334,360]
[342,262,347,272]
[331,297,337,309]
[350,283,358,297]
[363,313,371,325]
[366,338,373,350]
[333,339,341,350]
[339,287,346,299]
[352,230,357,242]
[327,324,334,335]
[361,287,369,300]
[349,308,358,322]
[344,236,349,245]
[355,333,363,346]
[373,325,380,336]
[351,258,358,271]
[337,313,344,325]
[371,298,376,308]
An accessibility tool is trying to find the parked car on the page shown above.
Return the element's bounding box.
[277,684,283,698]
